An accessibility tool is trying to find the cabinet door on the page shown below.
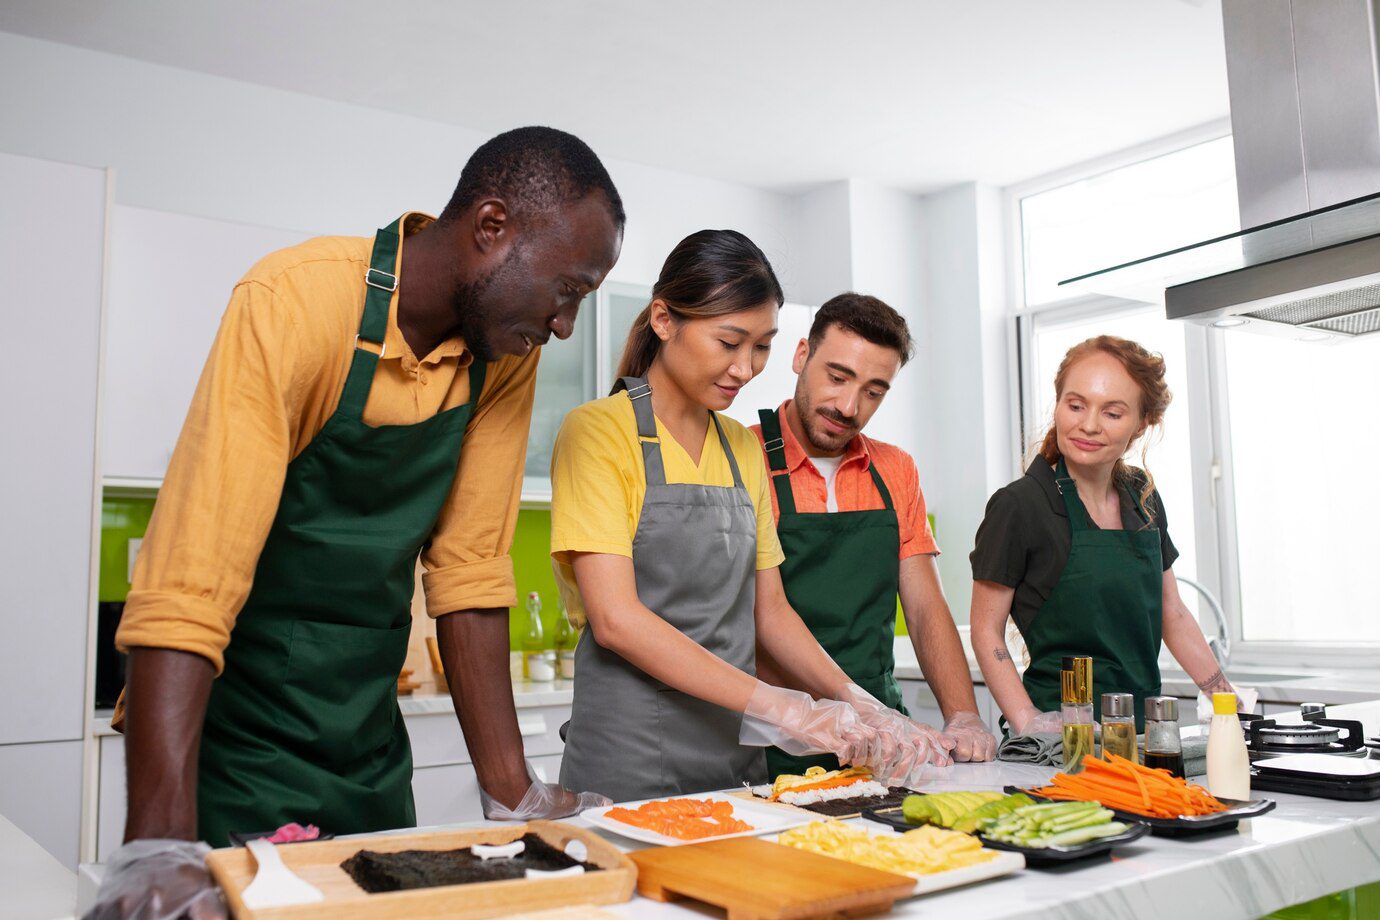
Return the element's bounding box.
[524,295,596,498]
[0,152,105,746]
[102,206,308,479]
[411,763,484,827]
[598,282,652,395]
[0,740,83,867]
[97,735,127,862]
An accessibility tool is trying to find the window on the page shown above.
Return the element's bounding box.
[1020,136,1238,307]
[1015,127,1380,659]
[1222,332,1380,643]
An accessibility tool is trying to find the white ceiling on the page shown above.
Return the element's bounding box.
[0,0,1230,193]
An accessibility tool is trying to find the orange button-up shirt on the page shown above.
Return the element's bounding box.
[750,400,939,560]
[116,213,538,674]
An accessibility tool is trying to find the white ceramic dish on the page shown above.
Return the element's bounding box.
[581,791,813,846]
[765,827,1025,895]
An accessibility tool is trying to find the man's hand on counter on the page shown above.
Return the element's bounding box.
[84,839,225,920]
[941,710,998,762]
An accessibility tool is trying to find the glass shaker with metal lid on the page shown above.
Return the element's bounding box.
[1144,695,1185,778]
[1101,692,1137,763]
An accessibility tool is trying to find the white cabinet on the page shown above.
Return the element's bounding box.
[897,679,1001,734]
[102,206,309,480]
[0,151,107,869]
[0,741,84,868]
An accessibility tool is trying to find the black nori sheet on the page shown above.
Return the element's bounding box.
[341,833,598,894]
[773,786,915,817]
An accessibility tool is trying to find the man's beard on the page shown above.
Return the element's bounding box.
[450,244,521,362]
[795,388,856,453]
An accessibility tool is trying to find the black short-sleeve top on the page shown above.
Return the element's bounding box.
[969,458,1179,634]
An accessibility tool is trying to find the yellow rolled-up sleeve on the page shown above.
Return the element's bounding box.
[116,280,299,674]
[422,350,539,616]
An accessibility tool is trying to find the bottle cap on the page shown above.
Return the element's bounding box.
[527,591,540,600]
[1212,692,1237,715]
[1101,692,1135,718]
[1144,695,1178,722]
[1060,656,1093,705]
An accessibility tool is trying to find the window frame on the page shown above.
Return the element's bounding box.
[1004,120,1378,668]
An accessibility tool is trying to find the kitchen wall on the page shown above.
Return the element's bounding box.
[5,30,1015,627]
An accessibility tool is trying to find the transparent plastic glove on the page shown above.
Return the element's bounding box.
[739,681,880,765]
[1196,685,1258,722]
[839,683,955,769]
[1013,710,1066,736]
[479,760,611,820]
[942,711,998,762]
[84,839,225,920]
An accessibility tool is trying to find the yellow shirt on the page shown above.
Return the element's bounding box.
[550,391,785,627]
[116,213,538,674]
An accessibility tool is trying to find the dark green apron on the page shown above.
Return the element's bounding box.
[196,217,487,846]
[1019,458,1163,732]
[758,408,906,778]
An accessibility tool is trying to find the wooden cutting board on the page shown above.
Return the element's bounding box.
[630,836,915,919]
[206,820,636,919]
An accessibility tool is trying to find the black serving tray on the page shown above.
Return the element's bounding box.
[860,804,1151,867]
[1003,786,1276,837]
[977,821,1150,867]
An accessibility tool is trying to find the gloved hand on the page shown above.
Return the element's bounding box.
[480,760,611,820]
[839,683,955,770]
[1013,709,1103,736]
[739,681,882,766]
[941,711,998,762]
[84,839,225,920]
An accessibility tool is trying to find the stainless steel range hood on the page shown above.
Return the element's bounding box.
[1059,1,1380,342]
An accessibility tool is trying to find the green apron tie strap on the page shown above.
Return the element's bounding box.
[1054,457,1094,532]
[338,220,402,420]
[757,408,797,515]
[866,461,895,512]
[465,357,487,409]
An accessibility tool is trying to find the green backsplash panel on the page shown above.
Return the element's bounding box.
[892,512,939,638]
[99,495,156,602]
[507,507,564,651]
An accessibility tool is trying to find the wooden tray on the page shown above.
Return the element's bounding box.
[206,820,636,919]
[630,836,916,919]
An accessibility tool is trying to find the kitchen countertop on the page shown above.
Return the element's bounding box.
[72,761,1379,919]
[1,812,77,920]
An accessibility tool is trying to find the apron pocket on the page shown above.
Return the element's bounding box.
[278,618,410,767]
[655,688,751,794]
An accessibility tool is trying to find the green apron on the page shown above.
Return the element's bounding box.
[1019,458,1163,732]
[758,408,906,778]
[196,217,487,846]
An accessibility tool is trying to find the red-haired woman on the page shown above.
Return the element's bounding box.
[970,336,1237,735]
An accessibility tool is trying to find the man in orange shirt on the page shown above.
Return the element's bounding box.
[753,293,996,775]
[95,128,623,915]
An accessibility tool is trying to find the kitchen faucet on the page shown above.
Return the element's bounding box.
[1175,576,1230,670]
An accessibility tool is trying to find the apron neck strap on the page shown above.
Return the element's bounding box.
[758,407,797,515]
[867,461,895,512]
[616,376,668,487]
[1054,456,1095,532]
[339,218,403,419]
[616,377,744,490]
[758,407,893,514]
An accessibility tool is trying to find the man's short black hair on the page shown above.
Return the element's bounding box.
[808,292,914,365]
[440,126,625,228]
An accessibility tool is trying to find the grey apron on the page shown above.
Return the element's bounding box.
[559,376,768,801]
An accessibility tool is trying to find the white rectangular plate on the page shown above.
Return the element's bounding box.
[764,827,1025,896]
[581,791,813,846]
[1254,753,1380,777]
[909,849,1025,895]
